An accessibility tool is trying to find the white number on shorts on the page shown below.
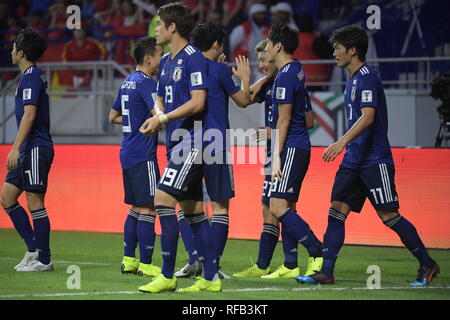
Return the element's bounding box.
[121,95,131,132]
[370,187,385,205]
[160,168,177,187]
[25,170,33,185]
[262,180,269,196]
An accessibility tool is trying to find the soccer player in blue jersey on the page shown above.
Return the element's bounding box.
[187,21,252,285]
[0,28,54,272]
[261,23,324,277]
[233,39,322,279]
[137,2,213,293]
[298,25,439,286]
[109,37,163,278]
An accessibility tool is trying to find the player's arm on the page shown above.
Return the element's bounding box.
[249,76,269,103]
[272,103,292,180]
[323,75,379,162]
[109,109,122,124]
[306,110,315,129]
[7,105,37,170]
[167,89,206,118]
[140,89,206,136]
[305,91,315,129]
[322,106,375,162]
[109,91,123,125]
[150,95,165,116]
[140,53,208,136]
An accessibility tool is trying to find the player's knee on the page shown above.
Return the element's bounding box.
[269,199,287,218]
[262,204,277,224]
[154,189,177,208]
[331,201,351,215]
[25,192,45,211]
[0,193,13,209]
[211,200,229,214]
[134,205,156,216]
[0,186,19,209]
[377,210,399,222]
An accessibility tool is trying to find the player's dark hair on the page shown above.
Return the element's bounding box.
[133,36,158,65]
[157,2,193,41]
[268,23,298,54]
[191,21,225,52]
[14,27,48,63]
[329,25,368,62]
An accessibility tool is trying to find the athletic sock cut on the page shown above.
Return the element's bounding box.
[4,202,36,252]
[157,206,179,279]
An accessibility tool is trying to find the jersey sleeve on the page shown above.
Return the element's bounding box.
[20,73,42,107]
[139,78,157,111]
[186,52,208,91]
[111,90,121,112]
[219,65,240,96]
[273,72,298,104]
[358,74,379,109]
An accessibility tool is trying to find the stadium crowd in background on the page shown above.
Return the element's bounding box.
[0,0,339,85]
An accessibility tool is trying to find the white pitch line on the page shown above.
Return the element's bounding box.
[1,286,449,299]
[0,257,114,266]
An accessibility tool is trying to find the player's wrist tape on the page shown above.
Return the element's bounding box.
[159,114,169,124]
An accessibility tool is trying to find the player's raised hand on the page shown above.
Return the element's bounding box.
[6,148,20,171]
[322,141,345,162]
[232,55,250,81]
[139,116,161,136]
[217,53,227,64]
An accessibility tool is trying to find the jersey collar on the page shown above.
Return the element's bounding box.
[351,63,367,78]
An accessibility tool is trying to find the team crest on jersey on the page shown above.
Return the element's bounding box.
[173,67,182,82]
[351,86,356,102]
[177,59,183,64]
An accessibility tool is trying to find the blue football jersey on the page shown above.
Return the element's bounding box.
[112,70,158,169]
[256,80,274,166]
[157,45,208,157]
[271,61,311,151]
[15,65,53,156]
[342,64,394,169]
[203,60,240,151]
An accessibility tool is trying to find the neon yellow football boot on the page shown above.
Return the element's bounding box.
[232,264,270,278]
[261,265,300,279]
[121,256,140,274]
[138,274,177,293]
[178,278,222,293]
[304,257,323,276]
[137,262,161,277]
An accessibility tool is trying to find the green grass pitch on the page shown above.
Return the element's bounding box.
[0,229,449,300]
